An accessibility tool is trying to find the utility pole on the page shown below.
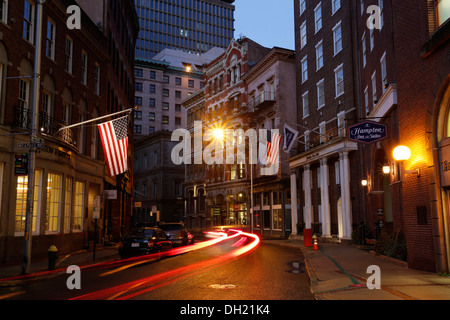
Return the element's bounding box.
[22,0,45,275]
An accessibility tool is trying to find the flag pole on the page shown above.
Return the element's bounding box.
[57,107,136,132]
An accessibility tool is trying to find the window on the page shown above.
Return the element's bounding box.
[135,68,143,77]
[273,209,283,230]
[188,79,194,88]
[437,0,450,26]
[362,32,367,67]
[175,77,182,85]
[175,90,182,99]
[317,79,325,109]
[94,63,100,95]
[15,170,42,235]
[337,111,346,136]
[135,96,142,105]
[149,126,155,134]
[314,3,322,33]
[370,28,374,51]
[302,91,309,118]
[334,64,344,97]
[65,36,73,74]
[333,22,342,55]
[23,0,34,43]
[135,82,143,91]
[379,0,384,29]
[371,71,377,105]
[46,173,62,233]
[149,98,155,107]
[332,0,341,14]
[300,21,307,49]
[305,131,310,151]
[364,86,369,115]
[150,70,156,79]
[380,52,387,93]
[150,84,155,93]
[64,177,72,233]
[81,51,88,85]
[0,0,8,23]
[163,89,169,97]
[134,125,142,134]
[301,56,308,83]
[19,78,30,113]
[175,104,182,112]
[316,40,323,70]
[163,75,169,83]
[162,115,169,124]
[175,117,181,125]
[134,110,142,119]
[46,19,56,60]
[361,0,364,15]
[319,121,326,143]
[162,102,169,110]
[300,0,306,15]
[73,181,84,231]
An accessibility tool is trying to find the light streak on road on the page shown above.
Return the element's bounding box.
[70,230,260,300]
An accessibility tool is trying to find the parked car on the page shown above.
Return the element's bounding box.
[118,227,173,258]
[158,222,194,246]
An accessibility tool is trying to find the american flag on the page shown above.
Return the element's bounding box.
[98,116,129,176]
[265,130,283,165]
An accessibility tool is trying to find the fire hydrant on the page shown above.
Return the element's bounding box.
[48,245,58,270]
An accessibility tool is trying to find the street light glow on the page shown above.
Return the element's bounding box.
[393,146,411,161]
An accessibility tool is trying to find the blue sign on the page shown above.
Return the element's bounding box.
[348,121,388,144]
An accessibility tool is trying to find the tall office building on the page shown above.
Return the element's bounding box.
[134,0,235,59]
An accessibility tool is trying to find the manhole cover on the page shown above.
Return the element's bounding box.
[208,284,237,289]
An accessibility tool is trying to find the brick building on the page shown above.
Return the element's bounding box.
[0,0,138,264]
[356,0,450,272]
[288,0,362,242]
[183,38,297,236]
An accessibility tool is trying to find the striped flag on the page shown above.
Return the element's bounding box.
[265,130,283,165]
[98,116,129,176]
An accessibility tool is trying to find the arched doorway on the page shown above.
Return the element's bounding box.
[434,79,450,272]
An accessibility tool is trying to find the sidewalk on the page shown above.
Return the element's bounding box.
[0,245,120,286]
[264,238,450,300]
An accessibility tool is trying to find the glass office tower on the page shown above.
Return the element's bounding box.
[134,0,235,59]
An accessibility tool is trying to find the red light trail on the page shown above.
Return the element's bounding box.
[70,230,260,300]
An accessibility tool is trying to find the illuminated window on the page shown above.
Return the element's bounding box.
[64,177,72,233]
[46,173,62,233]
[436,0,450,27]
[15,169,42,235]
[73,181,85,231]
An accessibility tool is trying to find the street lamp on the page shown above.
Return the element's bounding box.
[393,145,420,177]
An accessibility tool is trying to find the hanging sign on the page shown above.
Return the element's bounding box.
[348,121,388,144]
[15,153,28,176]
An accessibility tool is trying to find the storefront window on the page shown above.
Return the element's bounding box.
[46,173,62,233]
[15,170,42,234]
[73,181,85,231]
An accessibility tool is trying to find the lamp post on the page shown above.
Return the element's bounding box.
[22,0,45,275]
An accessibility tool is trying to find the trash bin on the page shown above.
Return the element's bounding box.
[303,229,313,247]
[48,245,58,270]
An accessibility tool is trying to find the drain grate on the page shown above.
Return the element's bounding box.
[208,284,237,289]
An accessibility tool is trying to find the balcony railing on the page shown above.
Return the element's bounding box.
[249,91,276,111]
[307,126,346,150]
[14,106,76,148]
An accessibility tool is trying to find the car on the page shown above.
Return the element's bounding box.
[158,222,194,246]
[118,227,173,258]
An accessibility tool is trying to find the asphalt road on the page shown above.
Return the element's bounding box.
[0,232,314,302]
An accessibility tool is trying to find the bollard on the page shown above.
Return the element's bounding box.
[48,245,58,270]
